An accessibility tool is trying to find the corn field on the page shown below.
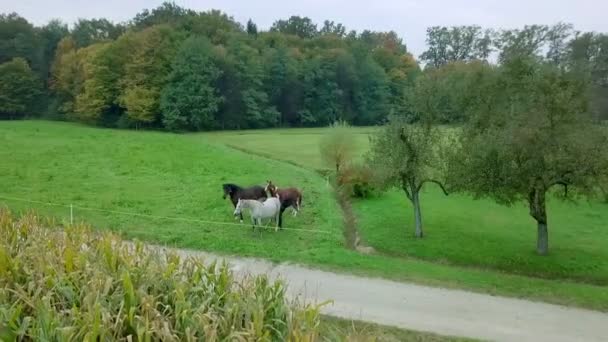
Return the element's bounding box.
[0,209,326,341]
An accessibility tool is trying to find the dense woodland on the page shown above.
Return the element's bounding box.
[1,2,607,130]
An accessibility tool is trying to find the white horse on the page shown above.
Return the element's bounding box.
[233,196,281,232]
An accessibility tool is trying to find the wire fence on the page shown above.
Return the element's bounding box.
[0,195,333,235]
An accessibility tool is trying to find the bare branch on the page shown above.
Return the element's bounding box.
[419,179,449,196]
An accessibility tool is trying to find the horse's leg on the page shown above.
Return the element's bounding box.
[257,218,262,237]
[293,196,301,216]
[275,211,280,232]
[278,206,286,229]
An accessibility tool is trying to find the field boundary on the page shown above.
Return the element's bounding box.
[0,195,333,235]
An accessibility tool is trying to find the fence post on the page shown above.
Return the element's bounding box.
[70,204,73,225]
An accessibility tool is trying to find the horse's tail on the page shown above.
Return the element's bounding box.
[297,191,302,211]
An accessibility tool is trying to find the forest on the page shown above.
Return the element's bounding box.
[0,2,607,130]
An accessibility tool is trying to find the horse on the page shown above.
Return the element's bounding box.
[233,197,281,232]
[265,180,302,228]
[222,183,267,222]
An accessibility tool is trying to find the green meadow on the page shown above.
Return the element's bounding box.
[2,121,607,311]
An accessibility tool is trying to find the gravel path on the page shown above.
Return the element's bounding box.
[162,246,608,342]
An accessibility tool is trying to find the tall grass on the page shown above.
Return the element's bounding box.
[0,209,323,341]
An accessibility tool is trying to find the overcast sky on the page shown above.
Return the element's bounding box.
[3,0,607,57]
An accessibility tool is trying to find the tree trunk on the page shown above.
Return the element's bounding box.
[412,190,423,238]
[537,221,548,255]
[529,188,548,255]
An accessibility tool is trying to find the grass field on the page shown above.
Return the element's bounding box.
[206,127,374,170]
[209,126,608,284]
[2,121,608,312]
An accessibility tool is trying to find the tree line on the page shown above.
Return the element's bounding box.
[0,3,417,130]
[2,3,607,129]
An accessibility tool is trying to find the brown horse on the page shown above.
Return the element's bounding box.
[265,181,302,228]
[222,183,267,222]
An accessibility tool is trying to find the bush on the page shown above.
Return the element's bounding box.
[338,163,379,198]
[0,209,323,341]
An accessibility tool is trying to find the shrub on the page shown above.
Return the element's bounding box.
[338,163,379,198]
[0,209,323,341]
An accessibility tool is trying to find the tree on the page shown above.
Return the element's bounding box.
[299,52,340,126]
[453,57,608,255]
[71,18,124,48]
[0,13,44,77]
[224,36,278,128]
[263,46,303,126]
[320,121,356,174]
[319,121,361,249]
[183,10,243,44]
[545,22,573,65]
[160,37,223,131]
[74,43,113,122]
[411,61,495,124]
[119,25,182,126]
[73,33,133,125]
[49,37,84,115]
[38,20,69,82]
[567,32,608,120]
[367,116,449,238]
[420,26,493,68]
[0,58,41,119]
[246,19,258,36]
[271,16,317,38]
[320,20,346,37]
[353,54,390,125]
[132,1,194,29]
[495,25,549,63]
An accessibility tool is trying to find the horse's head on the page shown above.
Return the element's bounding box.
[265,180,277,196]
[233,198,243,217]
[222,184,233,199]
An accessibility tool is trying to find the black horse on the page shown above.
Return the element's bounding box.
[222,183,267,222]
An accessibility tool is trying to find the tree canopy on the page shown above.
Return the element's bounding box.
[0,57,41,119]
[450,57,608,254]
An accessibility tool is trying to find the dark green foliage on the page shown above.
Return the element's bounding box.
[132,1,195,29]
[411,61,496,124]
[270,16,318,38]
[452,57,608,254]
[246,19,257,36]
[0,13,44,77]
[0,57,41,119]
[161,37,223,131]
[38,20,69,82]
[420,26,493,67]
[70,18,124,48]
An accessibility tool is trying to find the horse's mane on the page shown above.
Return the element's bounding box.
[222,183,243,192]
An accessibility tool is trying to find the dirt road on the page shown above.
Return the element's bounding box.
[165,246,608,342]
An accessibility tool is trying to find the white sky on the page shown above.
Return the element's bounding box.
[2,0,607,57]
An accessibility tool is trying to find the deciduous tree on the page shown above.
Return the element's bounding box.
[0,58,41,119]
[367,116,449,238]
[160,36,223,131]
[453,57,608,255]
